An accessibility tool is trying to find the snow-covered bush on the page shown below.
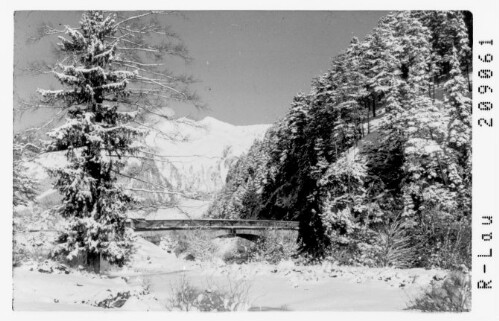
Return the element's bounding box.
[407,270,471,312]
[164,231,219,261]
[158,235,180,254]
[375,218,417,268]
[167,273,252,312]
[246,229,298,264]
[412,211,471,269]
[13,231,57,266]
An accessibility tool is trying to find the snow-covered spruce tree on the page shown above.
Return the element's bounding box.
[37,11,198,269]
[413,11,472,84]
[445,47,472,185]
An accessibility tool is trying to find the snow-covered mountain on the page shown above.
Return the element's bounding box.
[143,116,270,194]
[25,116,270,214]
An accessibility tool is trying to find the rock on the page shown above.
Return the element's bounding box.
[184,254,195,261]
[112,299,128,308]
[433,274,445,281]
[37,264,53,274]
[95,290,131,309]
[54,263,70,274]
[458,264,469,273]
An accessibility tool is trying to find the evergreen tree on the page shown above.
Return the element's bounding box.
[37,11,198,268]
[444,46,472,217]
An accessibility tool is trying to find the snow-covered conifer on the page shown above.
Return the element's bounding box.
[36,11,198,268]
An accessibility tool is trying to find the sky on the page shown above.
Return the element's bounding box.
[14,11,387,128]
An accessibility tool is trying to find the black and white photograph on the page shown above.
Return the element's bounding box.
[7,3,491,315]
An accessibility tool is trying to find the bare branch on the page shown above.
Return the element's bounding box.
[113,11,164,28]
[116,170,197,199]
[113,59,164,67]
[117,46,160,53]
[139,149,221,160]
[125,187,186,196]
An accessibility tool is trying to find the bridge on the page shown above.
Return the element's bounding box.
[128,218,299,242]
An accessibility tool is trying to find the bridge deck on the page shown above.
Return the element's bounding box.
[128,219,299,232]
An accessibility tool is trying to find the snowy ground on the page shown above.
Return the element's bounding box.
[13,237,447,311]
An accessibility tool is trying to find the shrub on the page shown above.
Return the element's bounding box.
[160,230,219,262]
[375,218,417,268]
[323,227,380,267]
[246,229,298,264]
[413,214,471,269]
[167,273,252,312]
[160,229,298,265]
[13,231,57,266]
[407,270,471,312]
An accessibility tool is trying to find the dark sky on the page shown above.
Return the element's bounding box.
[14,11,387,128]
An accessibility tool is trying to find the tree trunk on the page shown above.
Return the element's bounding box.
[465,63,472,92]
[87,252,101,273]
[433,81,436,101]
[366,100,370,134]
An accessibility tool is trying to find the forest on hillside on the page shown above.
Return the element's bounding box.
[208,11,472,269]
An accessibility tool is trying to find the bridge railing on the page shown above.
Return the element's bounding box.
[127,219,299,232]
